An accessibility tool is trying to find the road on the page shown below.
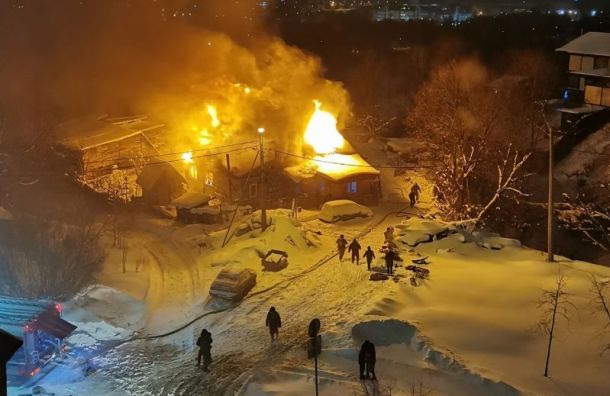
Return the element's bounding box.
[93,207,414,395]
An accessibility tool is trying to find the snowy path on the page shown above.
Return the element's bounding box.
[92,208,439,395]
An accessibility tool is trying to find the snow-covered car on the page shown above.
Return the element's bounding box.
[318,200,373,223]
[261,249,288,272]
[209,268,257,301]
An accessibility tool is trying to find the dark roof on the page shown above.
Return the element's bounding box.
[137,158,186,191]
[0,328,22,363]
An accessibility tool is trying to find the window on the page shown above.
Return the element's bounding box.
[594,56,609,70]
[249,183,258,198]
[581,56,595,71]
[319,181,326,192]
[205,172,214,187]
[569,55,582,71]
[602,88,610,107]
[585,85,603,105]
[346,181,357,194]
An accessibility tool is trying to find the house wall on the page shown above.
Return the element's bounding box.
[294,174,381,209]
[82,134,157,178]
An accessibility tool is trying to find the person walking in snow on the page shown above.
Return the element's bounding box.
[363,246,376,271]
[336,234,348,261]
[196,329,213,372]
[409,191,417,208]
[265,306,282,342]
[358,340,377,380]
[348,238,362,265]
[411,182,422,202]
[385,249,395,276]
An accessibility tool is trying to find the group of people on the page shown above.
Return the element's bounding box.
[336,226,399,276]
[197,310,379,382]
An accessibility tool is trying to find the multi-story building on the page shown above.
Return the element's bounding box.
[556,32,610,128]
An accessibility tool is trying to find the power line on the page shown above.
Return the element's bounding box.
[83,140,258,165]
[87,146,257,172]
[270,149,440,170]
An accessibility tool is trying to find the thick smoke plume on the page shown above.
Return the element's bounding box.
[0,0,350,156]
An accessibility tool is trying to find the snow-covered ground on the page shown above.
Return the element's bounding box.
[9,199,610,395]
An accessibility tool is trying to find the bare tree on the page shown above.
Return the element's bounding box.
[474,145,531,223]
[537,274,573,377]
[557,195,610,251]
[590,276,610,354]
[357,113,396,139]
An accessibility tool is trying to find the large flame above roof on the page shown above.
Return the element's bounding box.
[303,100,345,155]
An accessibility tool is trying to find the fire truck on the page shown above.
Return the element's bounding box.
[0,295,76,383]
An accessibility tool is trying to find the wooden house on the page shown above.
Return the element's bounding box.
[284,153,381,208]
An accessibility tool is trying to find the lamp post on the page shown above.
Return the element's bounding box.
[258,127,267,231]
[547,123,554,262]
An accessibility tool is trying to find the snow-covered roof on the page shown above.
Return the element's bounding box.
[0,206,13,221]
[558,104,606,115]
[556,32,610,57]
[54,115,162,151]
[171,191,212,209]
[284,153,380,183]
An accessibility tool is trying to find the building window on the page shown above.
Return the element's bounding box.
[249,183,258,198]
[569,55,582,71]
[585,85,603,105]
[581,56,595,72]
[320,181,326,192]
[594,56,609,70]
[346,181,357,194]
[205,172,214,187]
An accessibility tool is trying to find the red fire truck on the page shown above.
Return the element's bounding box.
[0,295,76,383]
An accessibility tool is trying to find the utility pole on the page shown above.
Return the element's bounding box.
[547,123,554,262]
[258,127,268,231]
[225,153,233,203]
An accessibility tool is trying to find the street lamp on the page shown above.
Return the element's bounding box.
[258,127,267,231]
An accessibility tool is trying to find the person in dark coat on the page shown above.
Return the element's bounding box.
[336,234,348,261]
[358,340,377,380]
[265,307,282,342]
[348,238,362,264]
[196,329,213,372]
[411,183,422,202]
[362,246,376,271]
[409,191,417,208]
[385,249,395,275]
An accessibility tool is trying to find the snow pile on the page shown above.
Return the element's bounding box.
[62,285,145,344]
[318,200,373,223]
[396,217,451,246]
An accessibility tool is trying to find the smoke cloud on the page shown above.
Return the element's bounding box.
[0,0,350,156]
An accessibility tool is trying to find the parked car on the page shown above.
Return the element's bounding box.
[209,268,257,301]
[319,200,373,223]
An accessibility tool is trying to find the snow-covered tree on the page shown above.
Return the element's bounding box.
[406,59,531,221]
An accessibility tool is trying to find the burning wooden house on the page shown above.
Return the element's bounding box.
[284,153,381,208]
